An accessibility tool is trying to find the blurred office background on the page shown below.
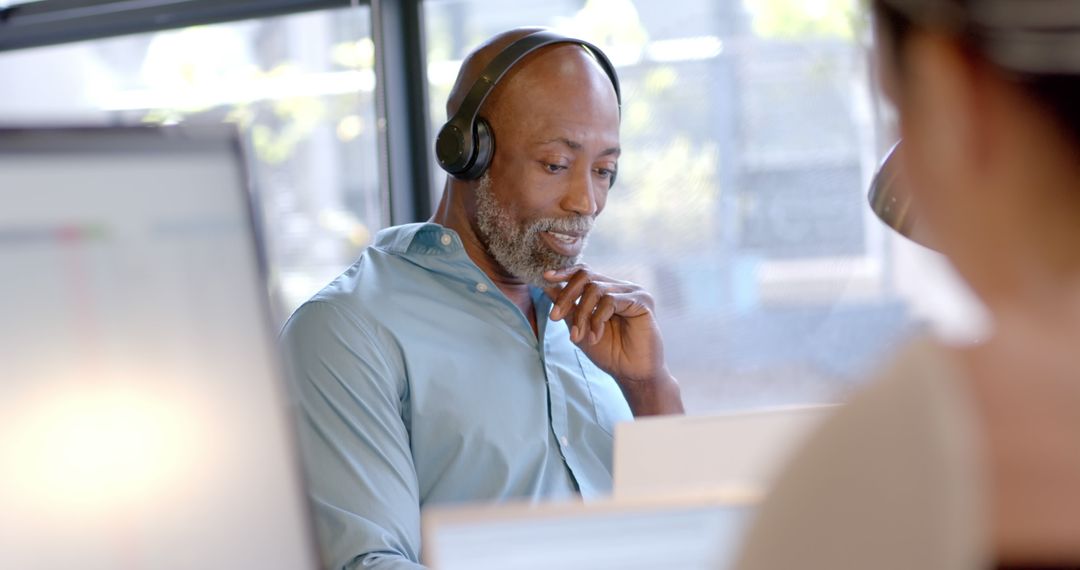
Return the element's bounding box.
[0,0,985,413]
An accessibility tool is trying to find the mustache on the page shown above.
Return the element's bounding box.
[529,215,593,234]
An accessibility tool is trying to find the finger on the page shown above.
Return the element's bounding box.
[545,264,629,287]
[607,291,652,318]
[543,265,587,283]
[573,283,605,343]
[542,281,565,305]
[590,321,605,346]
[589,295,617,344]
[550,269,591,321]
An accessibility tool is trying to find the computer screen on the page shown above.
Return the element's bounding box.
[0,126,318,570]
[423,495,751,570]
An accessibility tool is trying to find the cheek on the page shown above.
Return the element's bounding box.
[514,176,564,214]
[874,40,901,108]
[898,89,952,197]
[899,112,936,196]
[898,105,974,254]
[488,178,544,225]
[595,187,609,214]
[489,156,548,206]
[901,124,947,224]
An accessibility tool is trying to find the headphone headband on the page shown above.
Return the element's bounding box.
[436,30,622,180]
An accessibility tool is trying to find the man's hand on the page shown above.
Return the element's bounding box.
[543,265,684,415]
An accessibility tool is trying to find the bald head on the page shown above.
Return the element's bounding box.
[444,27,619,122]
[445,27,545,118]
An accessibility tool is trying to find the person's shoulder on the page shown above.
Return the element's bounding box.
[298,224,431,308]
[734,337,986,569]
[772,336,974,489]
[369,222,450,255]
[839,336,967,431]
[279,296,408,377]
[279,297,376,347]
[281,222,464,344]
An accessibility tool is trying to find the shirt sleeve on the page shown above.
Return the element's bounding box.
[279,300,425,570]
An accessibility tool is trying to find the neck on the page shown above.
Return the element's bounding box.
[963,129,1080,321]
[971,237,1080,332]
[431,180,537,325]
[961,281,1080,565]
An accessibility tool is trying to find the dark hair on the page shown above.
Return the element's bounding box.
[1023,74,1080,147]
[873,0,1080,146]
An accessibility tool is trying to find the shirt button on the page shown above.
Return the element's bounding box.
[440,233,452,246]
[560,436,569,447]
[475,282,489,293]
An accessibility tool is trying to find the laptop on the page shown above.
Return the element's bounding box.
[614,405,836,500]
[0,126,319,570]
[422,493,753,570]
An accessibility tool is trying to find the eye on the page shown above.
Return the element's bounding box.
[541,161,568,174]
[594,162,617,183]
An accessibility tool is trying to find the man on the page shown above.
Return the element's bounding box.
[280,27,684,570]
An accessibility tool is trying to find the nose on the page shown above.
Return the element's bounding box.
[560,166,599,217]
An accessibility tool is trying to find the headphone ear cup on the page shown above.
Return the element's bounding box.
[435,121,470,176]
[461,118,494,180]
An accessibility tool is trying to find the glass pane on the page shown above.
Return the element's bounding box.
[422,0,985,412]
[0,5,382,325]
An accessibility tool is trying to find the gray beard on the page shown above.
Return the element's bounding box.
[473,173,592,287]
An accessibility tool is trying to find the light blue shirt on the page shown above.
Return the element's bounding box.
[280,223,634,570]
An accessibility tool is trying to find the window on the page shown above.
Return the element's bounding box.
[0,4,381,324]
[0,0,984,411]
[423,0,984,412]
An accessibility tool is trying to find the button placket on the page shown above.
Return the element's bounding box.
[544,359,573,462]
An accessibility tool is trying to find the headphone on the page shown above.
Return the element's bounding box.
[434,30,622,184]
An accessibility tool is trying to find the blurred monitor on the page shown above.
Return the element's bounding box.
[0,126,318,570]
[614,405,837,500]
[422,494,752,570]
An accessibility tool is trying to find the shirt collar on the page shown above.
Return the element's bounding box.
[372,221,554,318]
[373,222,461,255]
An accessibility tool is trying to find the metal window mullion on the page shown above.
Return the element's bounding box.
[371,0,432,226]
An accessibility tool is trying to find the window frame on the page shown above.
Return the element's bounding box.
[0,0,434,225]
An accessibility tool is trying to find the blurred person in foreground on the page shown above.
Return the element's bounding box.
[735,0,1080,568]
[280,28,683,570]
